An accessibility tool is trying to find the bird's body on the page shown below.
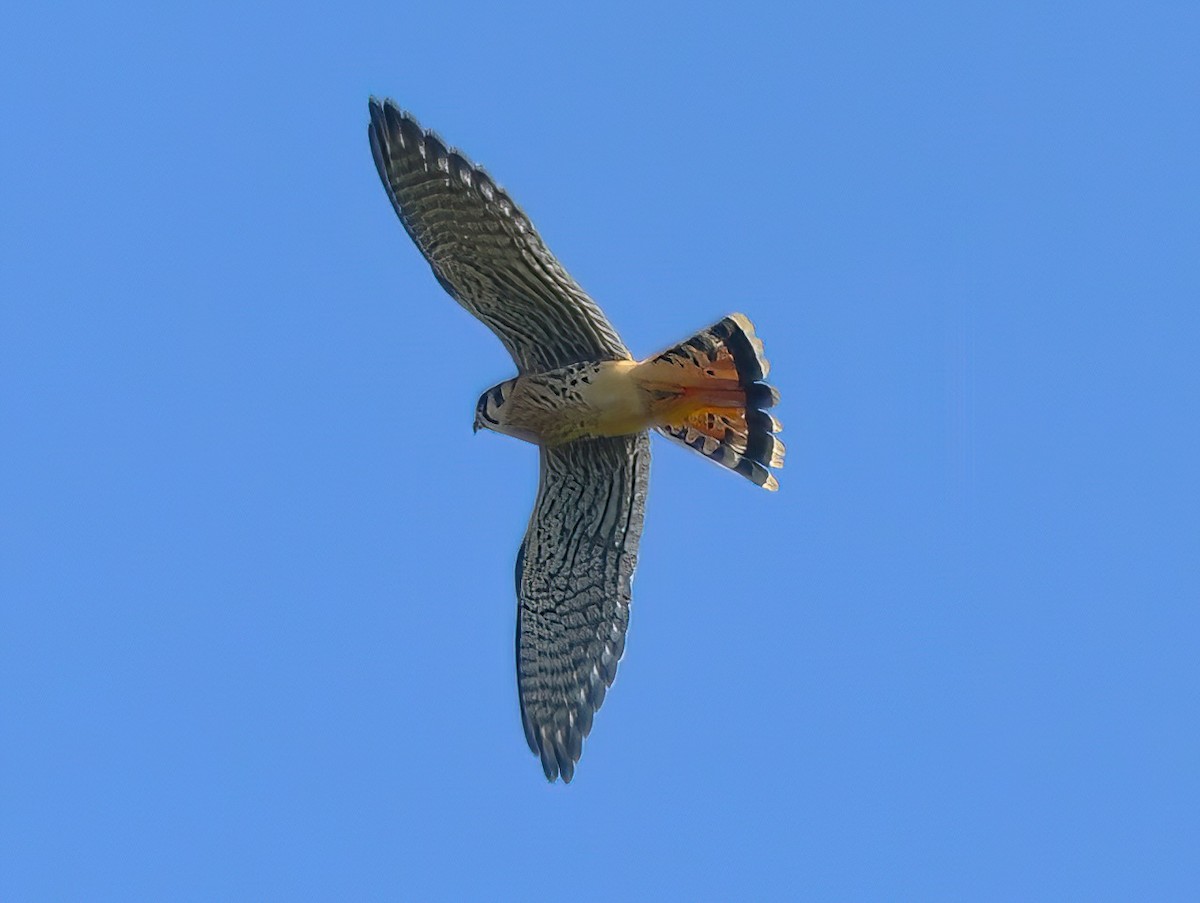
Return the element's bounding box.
[480,356,757,447]
[478,360,644,446]
[367,98,783,781]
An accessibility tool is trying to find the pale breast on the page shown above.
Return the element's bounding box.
[504,360,652,446]
[581,361,650,436]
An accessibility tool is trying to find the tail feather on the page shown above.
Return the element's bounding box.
[636,314,784,490]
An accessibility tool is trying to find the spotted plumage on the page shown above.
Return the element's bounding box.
[368,98,783,782]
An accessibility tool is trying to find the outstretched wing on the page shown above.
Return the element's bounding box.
[516,433,651,782]
[368,98,630,374]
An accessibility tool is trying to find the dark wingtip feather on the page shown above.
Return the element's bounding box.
[537,733,559,782]
[531,723,583,784]
[555,734,576,784]
[523,685,610,784]
[577,704,594,738]
[366,96,518,221]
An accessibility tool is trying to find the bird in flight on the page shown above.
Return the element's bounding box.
[367,98,783,782]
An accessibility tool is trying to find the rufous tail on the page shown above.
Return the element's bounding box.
[634,313,784,490]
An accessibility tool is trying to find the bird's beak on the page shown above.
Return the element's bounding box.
[472,419,481,434]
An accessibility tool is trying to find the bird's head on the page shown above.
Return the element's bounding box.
[474,379,516,435]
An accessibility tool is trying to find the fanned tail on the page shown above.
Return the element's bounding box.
[635,313,784,490]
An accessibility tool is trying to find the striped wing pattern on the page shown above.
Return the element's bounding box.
[368,98,630,374]
[516,434,651,782]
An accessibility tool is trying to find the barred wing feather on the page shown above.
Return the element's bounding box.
[368,98,629,374]
[515,434,651,781]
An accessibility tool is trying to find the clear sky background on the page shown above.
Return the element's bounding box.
[2,1,1197,899]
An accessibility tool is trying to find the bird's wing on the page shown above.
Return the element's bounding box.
[516,433,651,782]
[368,98,630,374]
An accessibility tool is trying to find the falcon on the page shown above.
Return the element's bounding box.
[367,98,784,782]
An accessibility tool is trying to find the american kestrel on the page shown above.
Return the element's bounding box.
[368,98,783,782]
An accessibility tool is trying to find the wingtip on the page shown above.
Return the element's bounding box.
[367,97,419,136]
[367,96,394,129]
[557,756,575,784]
[533,724,583,784]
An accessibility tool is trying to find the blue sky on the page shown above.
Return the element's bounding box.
[2,1,1197,899]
